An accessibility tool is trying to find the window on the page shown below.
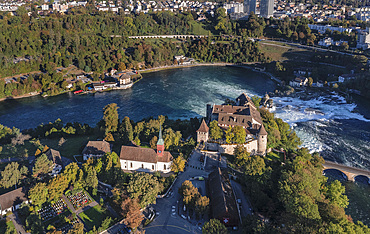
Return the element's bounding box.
[152,165,154,170]
[142,164,144,168]
[130,163,133,168]
[164,164,166,170]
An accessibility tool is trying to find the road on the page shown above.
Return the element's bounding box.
[230,180,253,218]
[145,150,209,234]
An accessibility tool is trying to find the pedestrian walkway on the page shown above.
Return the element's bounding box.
[9,213,27,234]
[62,194,76,213]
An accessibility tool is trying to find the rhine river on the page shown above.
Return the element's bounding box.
[0,66,369,224]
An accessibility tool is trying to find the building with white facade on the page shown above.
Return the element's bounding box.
[357,28,370,50]
[308,24,352,34]
[119,128,173,173]
[0,188,29,216]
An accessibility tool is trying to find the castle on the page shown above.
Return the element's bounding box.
[197,93,267,155]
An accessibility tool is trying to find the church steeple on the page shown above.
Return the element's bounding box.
[157,125,164,157]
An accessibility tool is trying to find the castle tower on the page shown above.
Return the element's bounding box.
[157,126,164,157]
[257,124,267,155]
[196,119,209,143]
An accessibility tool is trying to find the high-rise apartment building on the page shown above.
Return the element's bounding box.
[260,0,274,18]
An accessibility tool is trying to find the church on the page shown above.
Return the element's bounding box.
[197,93,268,155]
[119,127,173,173]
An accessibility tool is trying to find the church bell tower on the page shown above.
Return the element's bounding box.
[157,126,164,157]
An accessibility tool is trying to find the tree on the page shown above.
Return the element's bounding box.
[0,162,23,188]
[67,223,84,234]
[171,155,186,173]
[83,165,98,189]
[33,154,53,177]
[179,180,199,207]
[150,136,158,149]
[209,120,223,140]
[127,172,162,208]
[251,95,261,108]
[234,145,250,167]
[103,103,119,134]
[48,174,69,201]
[120,116,133,143]
[224,126,234,144]
[62,162,79,184]
[232,126,246,144]
[278,152,325,221]
[25,214,43,234]
[29,183,48,208]
[121,197,144,230]
[244,155,265,176]
[195,195,210,216]
[308,77,313,87]
[325,180,349,208]
[202,219,228,234]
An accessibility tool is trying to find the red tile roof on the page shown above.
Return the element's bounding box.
[197,119,209,133]
[120,146,172,163]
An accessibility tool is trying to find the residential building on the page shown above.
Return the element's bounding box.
[119,127,173,173]
[289,77,308,87]
[82,140,111,160]
[208,168,239,227]
[308,24,352,34]
[244,0,257,14]
[0,188,29,216]
[260,0,274,18]
[357,28,370,50]
[45,148,63,177]
[338,74,358,83]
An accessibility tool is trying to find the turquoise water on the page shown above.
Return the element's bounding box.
[0,66,275,130]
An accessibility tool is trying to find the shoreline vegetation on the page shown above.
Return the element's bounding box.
[0,62,281,103]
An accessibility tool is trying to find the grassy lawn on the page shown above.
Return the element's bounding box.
[0,220,16,234]
[40,133,100,159]
[189,21,210,35]
[79,204,111,231]
[259,42,312,61]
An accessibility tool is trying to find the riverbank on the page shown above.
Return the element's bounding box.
[0,91,41,102]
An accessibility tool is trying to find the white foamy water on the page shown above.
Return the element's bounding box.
[272,95,370,125]
[271,92,370,154]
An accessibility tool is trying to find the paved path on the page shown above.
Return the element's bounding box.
[9,212,27,234]
[62,194,76,213]
[76,201,98,215]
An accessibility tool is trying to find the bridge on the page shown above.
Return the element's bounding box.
[127,35,207,39]
[323,161,370,183]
